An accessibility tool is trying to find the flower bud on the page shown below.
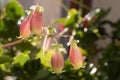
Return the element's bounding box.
[83,18,88,28]
[69,41,83,69]
[51,50,64,74]
[19,16,31,39]
[58,23,64,32]
[30,5,44,35]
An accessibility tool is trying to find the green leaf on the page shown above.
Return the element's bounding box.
[65,8,78,27]
[6,0,24,20]
[0,55,13,64]
[68,8,78,17]
[93,28,101,37]
[54,18,66,24]
[13,53,30,66]
[79,47,88,56]
[0,44,3,55]
[36,50,53,67]
[0,20,5,31]
[95,8,111,21]
[24,59,41,76]
[54,8,78,28]
[34,69,49,80]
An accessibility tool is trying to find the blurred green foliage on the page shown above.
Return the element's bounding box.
[0,0,120,80]
[6,0,24,21]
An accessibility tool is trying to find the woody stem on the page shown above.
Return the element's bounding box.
[1,39,25,48]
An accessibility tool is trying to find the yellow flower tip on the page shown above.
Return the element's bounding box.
[35,5,44,12]
[72,62,83,70]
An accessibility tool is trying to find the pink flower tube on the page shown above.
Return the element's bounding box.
[51,51,64,74]
[30,6,44,35]
[69,41,83,69]
[19,16,31,39]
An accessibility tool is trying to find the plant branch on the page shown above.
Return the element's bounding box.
[56,0,69,12]
[1,39,25,48]
[70,0,90,11]
[1,28,69,48]
[0,8,6,19]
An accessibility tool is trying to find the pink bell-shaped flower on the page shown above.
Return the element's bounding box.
[19,16,31,39]
[51,49,64,74]
[69,40,83,69]
[30,5,44,35]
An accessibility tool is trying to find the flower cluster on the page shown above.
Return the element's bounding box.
[50,41,84,74]
[19,5,84,74]
[19,5,44,39]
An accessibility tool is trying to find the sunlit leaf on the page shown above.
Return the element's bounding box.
[0,64,6,71]
[36,49,53,67]
[13,53,30,66]
[68,8,78,17]
[54,8,78,28]
[79,47,88,56]
[54,18,66,24]
[93,28,101,37]
[65,8,78,27]
[77,31,84,38]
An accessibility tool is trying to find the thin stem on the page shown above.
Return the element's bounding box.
[57,34,70,38]
[79,0,83,10]
[49,34,70,38]
[78,0,83,17]
[0,8,6,19]
[53,37,58,44]
[1,27,69,48]
[50,28,70,38]
[1,39,25,48]
[70,0,90,11]
[56,0,69,12]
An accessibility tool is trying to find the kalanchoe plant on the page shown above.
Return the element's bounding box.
[19,4,84,73]
[1,0,120,80]
[0,3,85,77]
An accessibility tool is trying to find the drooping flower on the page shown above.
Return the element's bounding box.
[19,16,31,39]
[69,40,83,69]
[51,45,64,74]
[30,5,44,35]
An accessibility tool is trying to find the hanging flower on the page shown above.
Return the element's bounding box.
[51,52,64,74]
[51,44,64,74]
[69,40,83,69]
[19,16,31,39]
[30,5,44,35]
